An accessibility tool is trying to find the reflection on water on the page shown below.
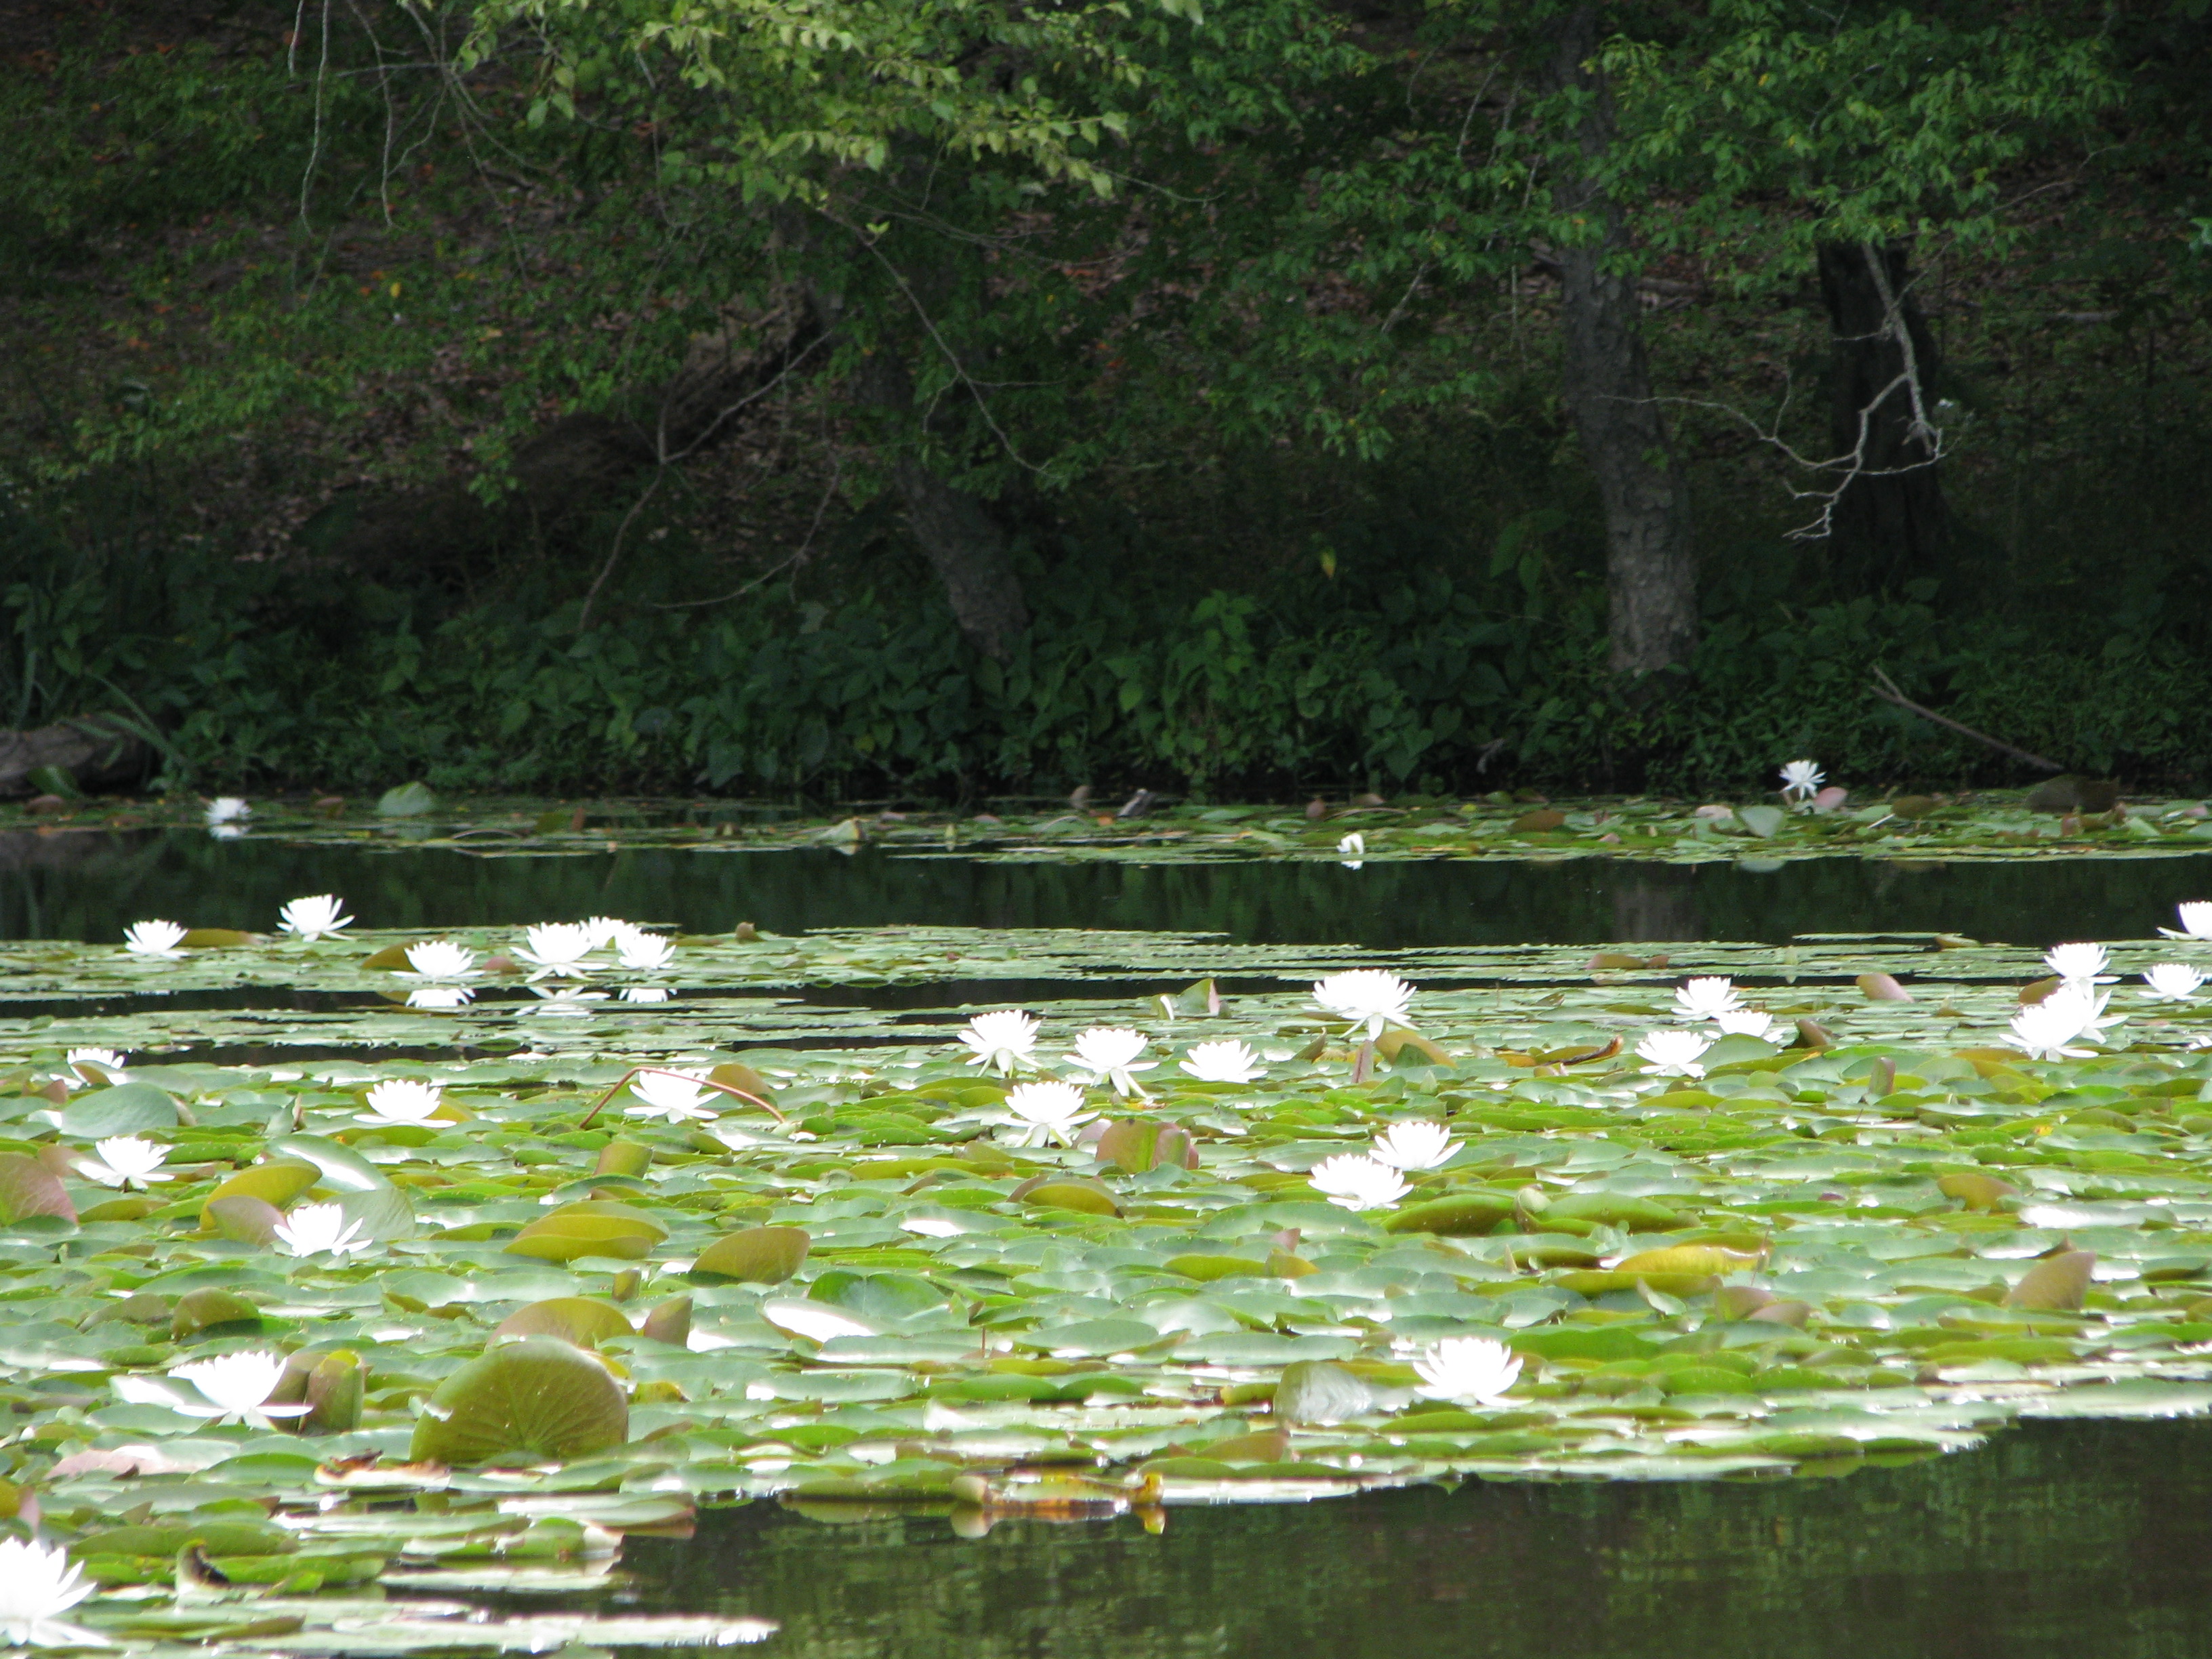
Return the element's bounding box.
[624,1418,2212,1659]
[3,829,2209,947]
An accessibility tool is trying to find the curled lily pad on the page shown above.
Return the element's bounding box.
[639,1296,692,1346]
[506,1201,668,1263]
[409,1336,629,1465]
[493,1298,635,1349]
[201,1160,321,1228]
[691,1225,809,1283]
[2007,1251,2097,1311]
[1094,1119,1200,1174]
[0,1153,75,1223]
[205,1193,283,1244]
[171,1287,262,1340]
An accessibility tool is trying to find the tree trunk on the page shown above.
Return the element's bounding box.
[1817,241,1950,592]
[1542,4,1696,685]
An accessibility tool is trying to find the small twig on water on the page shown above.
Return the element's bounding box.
[1869,668,2064,773]
[578,1065,785,1130]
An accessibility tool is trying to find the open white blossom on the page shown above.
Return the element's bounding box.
[626,1069,718,1123]
[1413,1336,1523,1404]
[615,930,676,971]
[1065,1027,1156,1097]
[1778,760,1825,803]
[1309,1153,1408,1212]
[1179,1040,1265,1084]
[205,796,251,825]
[2045,942,2116,985]
[356,1079,444,1127]
[274,1202,371,1259]
[166,1351,307,1427]
[67,1047,126,1080]
[1637,1029,1713,1078]
[1711,1008,1776,1040]
[1312,970,1415,1039]
[1370,1120,1457,1172]
[123,919,188,958]
[405,985,474,1010]
[516,922,596,981]
[1002,1080,1096,1148]
[277,893,352,941]
[959,1010,1041,1075]
[2005,996,2097,1063]
[582,916,630,949]
[2160,902,2212,941]
[1336,832,1366,869]
[401,939,479,981]
[2053,983,2123,1044]
[2142,963,2207,1002]
[1673,977,1742,1021]
[0,1536,102,1647]
[81,1136,173,1189]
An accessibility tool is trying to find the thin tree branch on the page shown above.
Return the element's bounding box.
[1870,667,2063,771]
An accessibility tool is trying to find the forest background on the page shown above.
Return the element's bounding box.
[2,0,2209,804]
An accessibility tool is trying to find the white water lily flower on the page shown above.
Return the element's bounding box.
[2005,996,2095,1063]
[1778,760,1824,803]
[1002,1080,1096,1148]
[621,986,674,1004]
[2160,902,2212,941]
[959,1010,1041,1076]
[1312,970,1415,1039]
[123,919,188,958]
[1637,1029,1713,1078]
[582,916,630,949]
[1673,977,1742,1021]
[167,1351,308,1427]
[516,922,596,981]
[405,985,474,1010]
[626,1069,718,1124]
[0,1536,102,1647]
[1711,1008,1776,1040]
[204,796,251,825]
[2051,982,2123,1044]
[1179,1040,1265,1084]
[274,1202,371,1259]
[2142,963,2207,1002]
[1371,1120,1458,1172]
[67,1047,126,1081]
[356,1079,444,1127]
[401,939,479,981]
[1309,1153,1409,1212]
[1066,1027,1157,1097]
[615,930,676,971]
[1413,1336,1523,1405]
[2044,942,2116,985]
[1336,832,1366,869]
[278,893,353,941]
[82,1136,173,1189]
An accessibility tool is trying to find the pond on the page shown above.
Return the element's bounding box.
[6,814,2212,1658]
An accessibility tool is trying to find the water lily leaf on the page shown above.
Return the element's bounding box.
[811,1271,949,1325]
[1381,1192,1515,1235]
[1274,1361,1372,1425]
[0,1153,77,1224]
[409,1336,629,1465]
[205,1193,283,1244]
[303,1350,366,1434]
[639,1296,692,1346]
[1545,1193,1683,1231]
[1017,1181,1120,1217]
[506,1201,668,1263]
[377,781,438,817]
[1511,809,1566,833]
[268,1134,392,1191]
[1738,804,1786,838]
[179,928,255,948]
[1375,1029,1452,1068]
[494,1298,635,1349]
[1891,795,1937,820]
[1164,1254,1265,1282]
[2006,1250,2096,1311]
[760,1298,877,1343]
[1614,1245,1762,1277]
[59,1082,180,1136]
[691,1226,809,1284]
[1094,1119,1200,1174]
[1939,1172,2018,1211]
[171,1287,263,1340]
[361,943,419,970]
[335,1187,416,1242]
[201,1160,321,1228]
[594,1141,652,1179]
[1857,972,1914,1002]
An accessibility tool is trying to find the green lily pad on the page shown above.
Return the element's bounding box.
[409,1336,630,1465]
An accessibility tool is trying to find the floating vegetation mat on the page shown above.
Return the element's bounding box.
[10,908,2212,1649]
[16,786,2212,865]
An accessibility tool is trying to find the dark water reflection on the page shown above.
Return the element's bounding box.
[4,830,2209,947]
[626,1418,2212,1659]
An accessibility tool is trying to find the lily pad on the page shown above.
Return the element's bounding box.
[409,1336,630,1465]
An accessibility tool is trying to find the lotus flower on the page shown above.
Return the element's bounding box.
[1673,977,1742,1021]
[2160,902,2212,941]
[1179,1040,1265,1084]
[356,1078,444,1127]
[1370,1120,1457,1171]
[401,939,479,981]
[1336,832,1366,868]
[66,1047,126,1081]
[1637,1029,1713,1078]
[516,922,596,981]
[1002,1080,1096,1148]
[406,986,474,1010]
[1312,970,1415,1039]
[0,1536,100,1647]
[1309,1152,1408,1212]
[274,1202,371,1259]
[2045,942,2115,986]
[2142,964,2207,1003]
[615,930,676,971]
[123,920,188,958]
[278,893,353,941]
[1778,760,1824,804]
[1065,1027,1156,1097]
[626,1069,718,1123]
[81,1136,173,1189]
[165,1351,308,1427]
[959,1010,1041,1076]
[1712,1008,1776,1040]
[1412,1336,1523,1404]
